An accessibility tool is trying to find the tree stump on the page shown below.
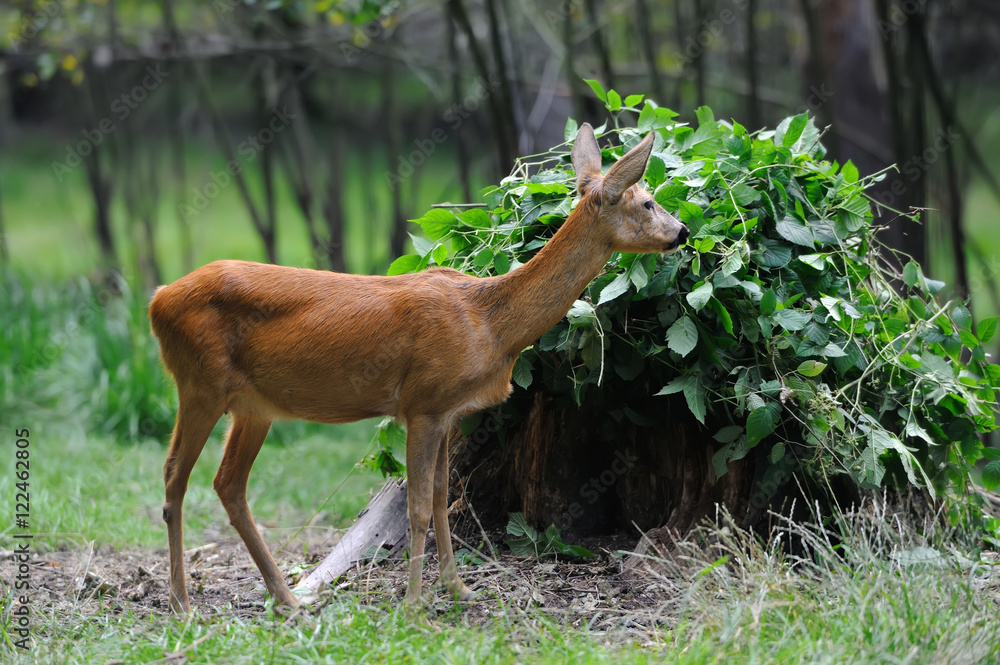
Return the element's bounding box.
[449,391,760,558]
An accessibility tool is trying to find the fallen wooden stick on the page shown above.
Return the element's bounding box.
[294,478,410,599]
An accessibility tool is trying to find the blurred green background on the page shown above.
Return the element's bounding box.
[1,0,998,554]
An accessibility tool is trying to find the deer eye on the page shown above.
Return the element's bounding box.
[643,200,654,210]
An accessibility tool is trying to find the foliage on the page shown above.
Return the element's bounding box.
[393,84,999,524]
[360,417,408,477]
[0,271,178,440]
[505,512,595,560]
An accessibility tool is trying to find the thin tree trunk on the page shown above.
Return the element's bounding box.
[192,63,272,262]
[636,0,665,105]
[80,69,117,273]
[485,0,520,155]
[672,0,685,109]
[257,58,279,264]
[323,124,347,273]
[584,0,615,92]
[281,66,325,268]
[744,0,760,128]
[141,145,163,286]
[943,134,968,300]
[448,0,516,173]
[691,0,706,107]
[563,0,584,122]
[382,58,406,263]
[447,6,473,202]
[160,0,193,274]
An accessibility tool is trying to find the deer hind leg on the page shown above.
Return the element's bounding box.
[403,415,449,606]
[213,414,298,608]
[163,400,223,614]
[432,429,473,600]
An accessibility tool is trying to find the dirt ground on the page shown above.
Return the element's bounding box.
[10,527,674,632]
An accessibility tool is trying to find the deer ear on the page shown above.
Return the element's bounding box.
[602,132,654,205]
[571,122,603,194]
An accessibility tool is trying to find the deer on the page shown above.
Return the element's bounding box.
[148,122,688,614]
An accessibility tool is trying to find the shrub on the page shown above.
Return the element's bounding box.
[392,84,999,529]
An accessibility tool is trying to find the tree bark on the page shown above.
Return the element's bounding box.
[636,0,665,105]
[450,392,757,541]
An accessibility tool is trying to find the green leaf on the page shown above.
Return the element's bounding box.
[982,461,1000,491]
[512,354,534,390]
[760,288,777,316]
[567,299,597,327]
[431,244,449,265]
[624,93,644,108]
[978,316,999,344]
[564,117,579,143]
[841,160,859,184]
[584,79,607,102]
[796,360,827,377]
[460,208,492,230]
[409,233,434,257]
[713,425,743,443]
[746,404,779,446]
[493,252,511,274]
[387,254,421,276]
[758,239,793,268]
[637,102,656,131]
[695,106,715,125]
[686,281,714,310]
[473,247,495,267]
[655,376,690,396]
[606,89,622,111]
[655,184,689,209]
[667,316,699,357]
[683,377,707,424]
[903,262,920,289]
[729,183,760,207]
[773,309,811,331]
[414,208,457,240]
[775,216,816,247]
[598,273,631,305]
[798,253,828,270]
[721,251,743,276]
[780,113,809,148]
[645,155,666,189]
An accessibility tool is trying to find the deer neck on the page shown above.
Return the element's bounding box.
[478,197,612,358]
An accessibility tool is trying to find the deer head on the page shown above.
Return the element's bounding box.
[571,122,689,254]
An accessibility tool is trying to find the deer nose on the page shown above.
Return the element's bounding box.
[678,225,690,245]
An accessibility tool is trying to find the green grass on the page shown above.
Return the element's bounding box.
[3,505,998,664]
[0,421,382,551]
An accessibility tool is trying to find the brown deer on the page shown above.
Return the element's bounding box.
[148,123,688,613]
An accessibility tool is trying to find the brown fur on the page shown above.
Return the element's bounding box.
[150,123,688,613]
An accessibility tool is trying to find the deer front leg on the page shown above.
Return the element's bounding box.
[432,430,473,600]
[403,416,448,606]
